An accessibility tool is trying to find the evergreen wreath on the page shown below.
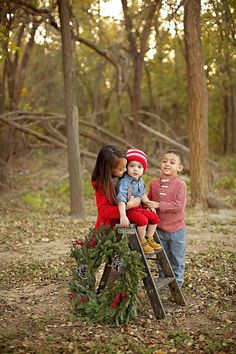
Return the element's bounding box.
[68,225,146,326]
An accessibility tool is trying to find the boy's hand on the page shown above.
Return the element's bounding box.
[120,215,130,227]
[147,201,160,209]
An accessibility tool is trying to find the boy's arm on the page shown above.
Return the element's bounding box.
[118,202,130,227]
[141,194,157,213]
[147,180,160,210]
[147,200,160,209]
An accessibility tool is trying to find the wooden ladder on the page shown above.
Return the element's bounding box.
[98,225,186,319]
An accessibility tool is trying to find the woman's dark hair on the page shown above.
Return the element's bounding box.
[91,145,126,204]
[164,148,184,165]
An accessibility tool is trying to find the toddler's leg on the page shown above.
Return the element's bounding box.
[146,224,162,251]
[137,225,154,254]
[137,225,147,241]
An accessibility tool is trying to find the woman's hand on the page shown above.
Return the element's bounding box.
[127,196,140,209]
[147,201,159,209]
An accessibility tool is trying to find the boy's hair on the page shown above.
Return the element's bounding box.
[91,144,126,204]
[164,148,184,165]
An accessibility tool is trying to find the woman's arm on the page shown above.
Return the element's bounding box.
[95,189,140,220]
[127,196,140,209]
[95,190,120,219]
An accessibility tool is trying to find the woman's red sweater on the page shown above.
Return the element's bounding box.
[92,182,120,229]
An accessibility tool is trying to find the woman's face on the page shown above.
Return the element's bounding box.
[112,158,127,178]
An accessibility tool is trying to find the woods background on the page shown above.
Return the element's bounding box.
[0,2,236,353]
[0,0,235,215]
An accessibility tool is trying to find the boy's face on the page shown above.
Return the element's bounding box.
[160,153,183,177]
[112,158,127,178]
[127,161,144,180]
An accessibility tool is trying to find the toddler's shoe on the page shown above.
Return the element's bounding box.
[140,239,154,255]
[147,237,162,251]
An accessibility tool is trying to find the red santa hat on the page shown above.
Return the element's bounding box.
[126,147,147,171]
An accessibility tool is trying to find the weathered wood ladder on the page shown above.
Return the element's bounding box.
[98,225,186,319]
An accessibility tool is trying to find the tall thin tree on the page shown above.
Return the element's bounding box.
[58,0,85,217]
[121,0,160,145]
[184,0,209,207]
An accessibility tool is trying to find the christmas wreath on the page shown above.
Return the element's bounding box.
[68,225,145,326]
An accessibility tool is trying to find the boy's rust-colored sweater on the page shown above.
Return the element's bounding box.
[148,175,187,233]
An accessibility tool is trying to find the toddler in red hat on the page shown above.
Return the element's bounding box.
[117,148,161,254]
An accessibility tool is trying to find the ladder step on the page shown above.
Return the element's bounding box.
[154,277,175,289]
[145,249,162,259]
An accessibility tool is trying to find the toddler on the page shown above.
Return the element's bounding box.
[117,147,161,255]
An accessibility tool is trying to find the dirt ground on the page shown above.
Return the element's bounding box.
[0,154,236,354]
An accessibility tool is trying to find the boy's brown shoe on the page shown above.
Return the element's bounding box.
[147,237,162,251]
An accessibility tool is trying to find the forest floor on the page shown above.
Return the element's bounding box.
[0,151,236,354]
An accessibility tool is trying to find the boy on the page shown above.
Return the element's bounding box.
[148,149,187,287]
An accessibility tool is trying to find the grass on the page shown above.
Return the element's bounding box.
[168,329,193,347]
[20,178,94,212]
[0,257,72,286]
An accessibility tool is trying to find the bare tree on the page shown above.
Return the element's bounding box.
[121,0,160,144]
[58,0,85,217]
[0,1,41,111]
[0,0,8,113]
[184,0,209,207]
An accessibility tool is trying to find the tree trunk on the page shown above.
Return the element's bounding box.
[230,84,236,154]
[0,0,8,113]
[58,0,85,217]
[226,61,236,154]
[121,0,160,145]
[223,88,230,154]
[184,0,209,207]
[131,54,142,143]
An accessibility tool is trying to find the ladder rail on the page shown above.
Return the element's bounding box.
[116,225,166,319]
[97,225,186,320]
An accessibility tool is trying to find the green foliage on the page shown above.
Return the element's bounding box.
[168,329,193,347]
[47,181,69,197]
[0,24,8,63]
[3,0,235,156]
[213,176,236,193]
[143,174,155,188]
[89,334,155,354]
[218,155,236,177]
[203,339,229,354]
[21,45,64,112]
[202,1,236,154]
[47,179,93,199]
[22,192,44,210]
[83,178,94,198]
[69,225,146,326]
